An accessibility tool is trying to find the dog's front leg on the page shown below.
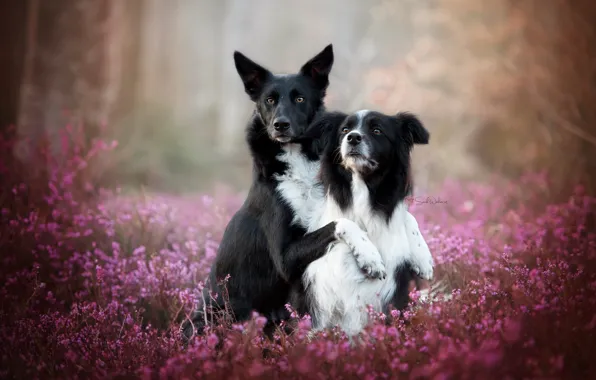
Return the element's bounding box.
[334,218,386,280]
[405,212,434,281]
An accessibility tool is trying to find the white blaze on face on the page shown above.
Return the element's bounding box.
[355,109,370,121]
[340,110,375,172]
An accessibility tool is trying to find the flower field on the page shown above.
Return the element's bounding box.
[1,125,595,379]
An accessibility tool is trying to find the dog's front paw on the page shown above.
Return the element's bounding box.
[334,218,386,280]
[353,237,386,280]
[357,254,387,280]
[412,256,434,281]
[333,218,355,240]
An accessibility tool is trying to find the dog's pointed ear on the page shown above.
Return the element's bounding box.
[395,112,429,145]
[233,51,272,101]
[299,44,334,91]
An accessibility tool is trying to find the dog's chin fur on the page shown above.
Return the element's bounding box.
[342,155,379,174]
[275,136,293,143]
[269,125,296,144]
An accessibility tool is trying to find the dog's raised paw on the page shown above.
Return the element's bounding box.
[356,253,387,280]
[352,238,386,280]
[334,218,387,280]
[412,261,434,281]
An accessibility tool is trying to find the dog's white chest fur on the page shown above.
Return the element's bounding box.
[303,174,412,336]
[274,144,324,228]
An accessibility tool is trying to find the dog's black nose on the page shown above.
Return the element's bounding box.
[347,132,362,145]
[273,118,290,131]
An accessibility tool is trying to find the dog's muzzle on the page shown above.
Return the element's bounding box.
[346,132,362,146]
[341,132,377,171]
[271,117,294,143]
[343,132,367,158]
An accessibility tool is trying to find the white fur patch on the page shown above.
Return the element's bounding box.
[355,110,370,121]
[274,144,324,228]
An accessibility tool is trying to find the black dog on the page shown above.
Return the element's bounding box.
[181,45,383,341]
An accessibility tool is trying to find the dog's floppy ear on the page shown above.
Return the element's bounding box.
[299,44,334,91]
[395,112,429,145]
[302,111,347,156]
[319,112,348,155]
[233,51,272,101]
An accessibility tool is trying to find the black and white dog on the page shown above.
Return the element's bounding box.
[181,45,385,341]
[289,110,435,338]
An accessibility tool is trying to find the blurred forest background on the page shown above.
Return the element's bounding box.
[1,0,595,199]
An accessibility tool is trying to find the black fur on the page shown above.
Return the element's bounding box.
[181,45,339,342]
[387,264,415,314]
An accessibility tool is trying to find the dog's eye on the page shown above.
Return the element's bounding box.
[266,97,276,105]
[295,96,305,103]
[341,127,350,134]
[372,128,382,135]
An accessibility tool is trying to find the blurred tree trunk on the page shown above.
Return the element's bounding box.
[136,0,223,139]
[0,1,28,132]
[15,0,140,162]
[0,0,29,188]
[120,0,225,190]
[216,0,253,158]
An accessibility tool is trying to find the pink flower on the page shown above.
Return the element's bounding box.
[206,333,219,349]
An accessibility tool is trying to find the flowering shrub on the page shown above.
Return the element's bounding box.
[1,124,595,379]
